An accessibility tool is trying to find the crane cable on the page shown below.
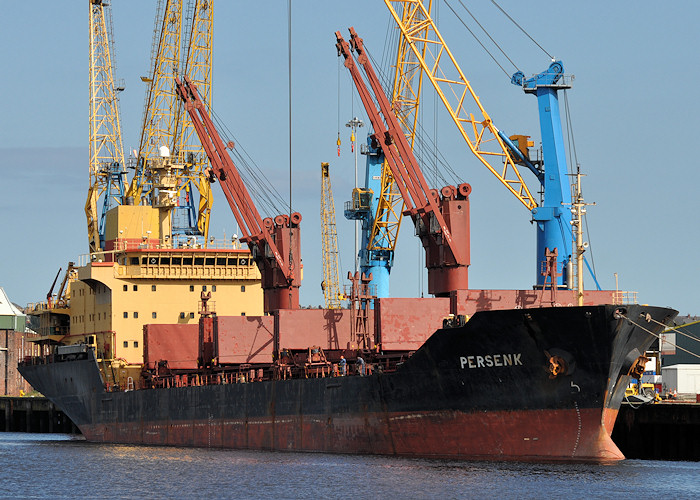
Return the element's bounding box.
[209,108,289,217]
[363,44,461,189]
[361,20,461,188]
[490,0,554,61]
[562,90,598,280]
[446,0,556,78]
[452,0,520,78]
[337,56,342,156]
[444,1,512,79]
[287,0,295,289]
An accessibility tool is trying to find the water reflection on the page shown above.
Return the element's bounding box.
[1,434,698,499]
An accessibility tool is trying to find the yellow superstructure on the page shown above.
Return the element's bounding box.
[68,205,262,366]
[27,2,262,391]
[29,203,262,370]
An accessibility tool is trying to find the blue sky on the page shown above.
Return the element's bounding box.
[1,1,699,315]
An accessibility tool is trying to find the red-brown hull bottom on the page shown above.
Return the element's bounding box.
[81,407,623,461]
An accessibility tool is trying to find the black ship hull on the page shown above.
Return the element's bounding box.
[19,304,676,460]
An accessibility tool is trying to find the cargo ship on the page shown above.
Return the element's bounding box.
[20,302,676,460]
[18,2,678,462]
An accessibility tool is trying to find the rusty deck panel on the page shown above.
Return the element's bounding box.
[218,316,274,364]
[376,297,451,350]
[275,308,371,350]
[144,323,199,370]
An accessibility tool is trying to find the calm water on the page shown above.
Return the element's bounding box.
[1,433,698,499]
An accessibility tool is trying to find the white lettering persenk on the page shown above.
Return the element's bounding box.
[458,353,523,369]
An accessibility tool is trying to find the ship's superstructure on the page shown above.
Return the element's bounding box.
[27,0,263,390]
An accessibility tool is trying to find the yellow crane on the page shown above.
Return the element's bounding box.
[127,0,183,206]
[321,163,342,309]
[384,0,537,210]
[126,0,214,242]
[172,0,214,239]
[86,0,126,254]
[365,2,434,259]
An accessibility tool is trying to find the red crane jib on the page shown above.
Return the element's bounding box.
[175,76,301,311]
[336,28,471,296]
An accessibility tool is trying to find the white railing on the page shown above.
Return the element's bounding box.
[613,291,638,305]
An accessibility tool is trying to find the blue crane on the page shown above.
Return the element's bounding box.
[344,139,393,298]
[509,61,574,288]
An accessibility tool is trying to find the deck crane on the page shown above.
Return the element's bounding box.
[126,0,214,243]
[344,3,432,298]
[87,0,126,254]
[384,0,573,289]
[321,163,342,309]
[511,61,573,286]
[175,76,302,311]
[337,28,471,296]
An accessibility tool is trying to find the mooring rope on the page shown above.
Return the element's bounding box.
[648,317,700,345]
[620,313,700,361]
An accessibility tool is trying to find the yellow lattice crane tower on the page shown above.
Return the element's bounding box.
[87,0,126,254]
[125,0,213,242]
[368,1,434,258]
[384,0,537,210]
[321,163,342,309]
[127,0,183,207]
[172,0,214,240]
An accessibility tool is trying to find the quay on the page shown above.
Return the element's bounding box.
[613,401,700,461]
[0,396,78,434]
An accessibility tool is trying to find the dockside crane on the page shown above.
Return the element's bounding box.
[175,76,301,311]
[337,28,471,296]
[171,0,214,240]
[87,0,126,254]
[126,0,214,243]
[384,0,574,289]
[127,0,182,207]
[321,163,342,309]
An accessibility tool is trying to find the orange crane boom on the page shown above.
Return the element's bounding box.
[175,76,301,311]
